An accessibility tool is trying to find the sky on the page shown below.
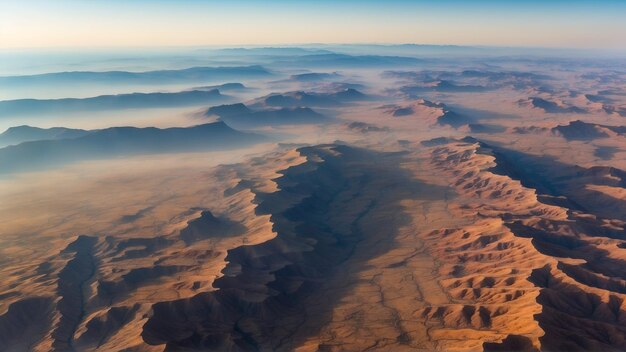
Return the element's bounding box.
[1,0,625,50]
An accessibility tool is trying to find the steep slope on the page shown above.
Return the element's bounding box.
[142,145,383,350]
[423,139,626,351]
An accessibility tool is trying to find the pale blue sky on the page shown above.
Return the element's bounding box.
[1,0,625,49]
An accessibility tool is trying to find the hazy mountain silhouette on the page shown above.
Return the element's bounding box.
[288,72,342,82]
[0,66,271,87]
[209,47,333,56]
[257,88,367,108]
[0,89,227,116]
[0,125,92,147]
[401,80,488,94]
[205,103,253,117]
[192,83,246,91]
[205,103,328,127]
[275,53,422,67]
[0,121,265,174]
[457,70,551,81]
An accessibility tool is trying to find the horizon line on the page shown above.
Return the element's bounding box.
[2,42,626,53]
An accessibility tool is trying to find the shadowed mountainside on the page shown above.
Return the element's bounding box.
[423,138,626,351]
[383,99,471,127]
[552,120,626,141]
[518,97,587,114]
[141,144,438,350]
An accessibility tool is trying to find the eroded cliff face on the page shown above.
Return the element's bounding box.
[2,139,626,352]
[423,139,626,352]
[2,137,625,352]
[135,140,625,352]
[142,145,408,350]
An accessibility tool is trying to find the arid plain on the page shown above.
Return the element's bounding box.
[0,46,625,351]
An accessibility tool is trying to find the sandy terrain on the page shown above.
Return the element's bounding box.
[1,49,625,351]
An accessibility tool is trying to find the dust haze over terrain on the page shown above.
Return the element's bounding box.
[1,44,626,351]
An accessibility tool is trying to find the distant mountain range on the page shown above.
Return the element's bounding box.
[254,88,368,108]
[192,83,247,91]
[0,122,265,174]
[0,89,227,116]
[0,66,271,86]
[0,125,91,147]
[205,47,334,56]
[287,72,342,82]
[273,54,423,68]
[400,80,489,95]
[205,103,328,127]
